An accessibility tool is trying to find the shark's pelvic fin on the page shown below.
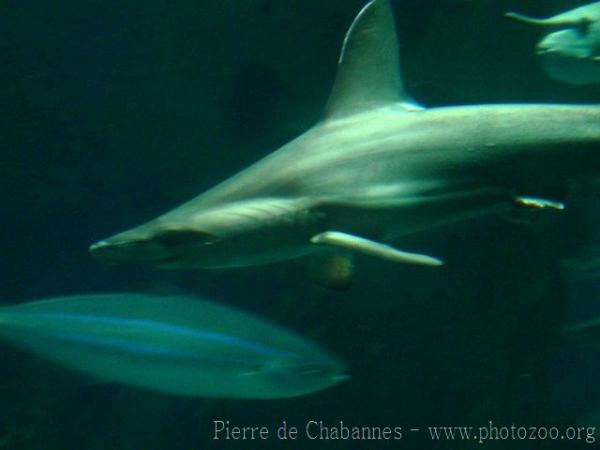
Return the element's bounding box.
[323,0,422,120]
[514,196,565,210]
[310,231,443,267]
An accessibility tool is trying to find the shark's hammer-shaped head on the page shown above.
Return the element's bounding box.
[90,198,323,269]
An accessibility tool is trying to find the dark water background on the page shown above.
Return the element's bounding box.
[3,0,600,448]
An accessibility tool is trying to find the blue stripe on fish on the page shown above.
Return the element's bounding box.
[33,312,296,359]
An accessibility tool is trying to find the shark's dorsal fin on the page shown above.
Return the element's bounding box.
[323,0,421,120]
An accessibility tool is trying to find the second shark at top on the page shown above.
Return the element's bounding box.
[90,0,600,272]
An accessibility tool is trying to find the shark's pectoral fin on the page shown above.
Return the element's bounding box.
[322,0,422,120]
[310,231,443,267]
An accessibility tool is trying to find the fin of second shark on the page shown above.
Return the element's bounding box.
[310,231,443,266]
[505,10,586,28]
[323,0,422,120]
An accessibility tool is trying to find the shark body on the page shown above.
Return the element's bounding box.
[90,0,600,270]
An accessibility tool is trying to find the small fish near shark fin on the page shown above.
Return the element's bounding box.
[310,231,443,267]
[323,0,422,120]
[500,196,565,225]
[514,196,565,211]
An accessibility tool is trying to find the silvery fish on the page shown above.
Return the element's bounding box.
[507,2,600,85]
[0,293,348,399]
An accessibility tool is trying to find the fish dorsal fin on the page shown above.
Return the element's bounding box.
[323,0,421,120]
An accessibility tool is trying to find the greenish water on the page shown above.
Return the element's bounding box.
[2,0,600,448]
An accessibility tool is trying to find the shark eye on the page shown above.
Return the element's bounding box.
[155,230,219,247]
[576,18,592,36]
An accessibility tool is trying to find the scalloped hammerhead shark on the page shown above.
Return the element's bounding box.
[90,0,600,276]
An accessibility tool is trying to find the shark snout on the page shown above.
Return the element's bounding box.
[89,239,109,253]
[89,232,166,265]
[536,42,557,55]
[89,225,221,266]
[89,237,144,265]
